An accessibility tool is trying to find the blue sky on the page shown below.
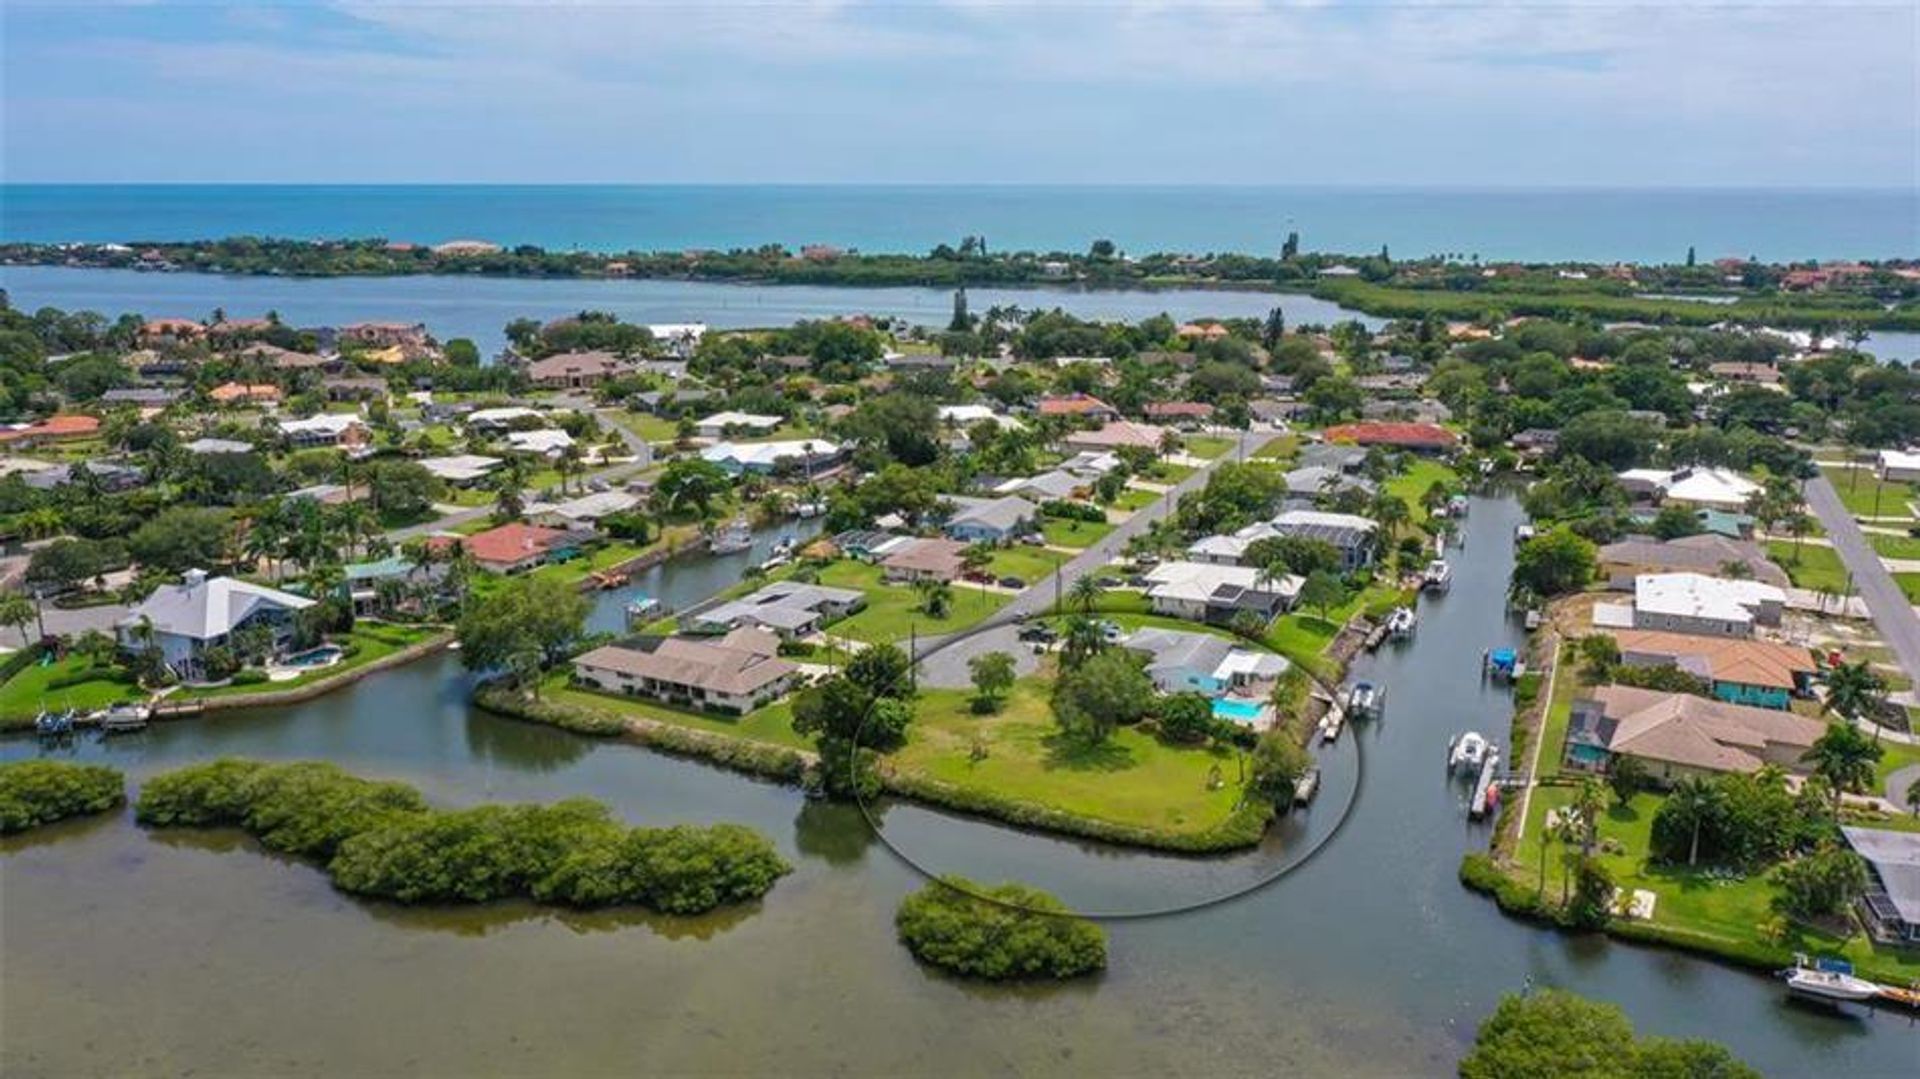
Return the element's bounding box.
[4,1,1914,187]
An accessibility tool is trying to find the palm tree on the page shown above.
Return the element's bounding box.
[915,578,953,619]
[1801,721,1884,818]
[1664,776,1722,867]
[1370,492,1410,541]
[1068,574,1102,615]
[1821,659,1885,722]
[1906,781,1920,819]
[1158,428,1183,458]
[0,591,38,647]
[1060,615,1106,669]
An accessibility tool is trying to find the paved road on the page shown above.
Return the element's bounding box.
[1803,474,1920,683]
[917,427,1276,681]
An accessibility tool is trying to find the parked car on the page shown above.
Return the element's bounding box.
[1020,534,1047,546]
[998,575,1026,589]
[1094,575,1122,588]
[1017,623,1056,643]
[962,570,995,584]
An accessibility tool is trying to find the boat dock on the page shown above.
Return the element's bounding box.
[1320,707,1345,744]
[1468,748,1502,819]
[1293,766,1321,806]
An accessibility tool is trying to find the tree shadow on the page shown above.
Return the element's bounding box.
[1606,803,1640,824]
[1039,732,1135,773]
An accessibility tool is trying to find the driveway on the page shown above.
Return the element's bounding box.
[1802,474,1920,683]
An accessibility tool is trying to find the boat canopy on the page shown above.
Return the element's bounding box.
[1488,648,1518,670]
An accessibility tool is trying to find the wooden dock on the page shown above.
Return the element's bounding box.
[1469,750,1502,819]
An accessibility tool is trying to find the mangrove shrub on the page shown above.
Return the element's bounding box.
[0,759,124,833]
[894,876,1106,980]
[136,759,790,914]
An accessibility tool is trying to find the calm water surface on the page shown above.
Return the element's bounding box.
[4,493,1915,1076]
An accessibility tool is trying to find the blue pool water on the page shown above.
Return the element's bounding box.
[1212,698,1264,723]
[282,645,344,669]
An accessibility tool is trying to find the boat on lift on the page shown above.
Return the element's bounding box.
[1293,766,1321,806]
[1346,681,1383,718]
[1448,731,1489,775]
[708,517,754,554]
[1781,956,1881,1003]
[1422,559,1452,592]
[1385,606,1417,639]
[34,708,75,736]
[96,703,151,733]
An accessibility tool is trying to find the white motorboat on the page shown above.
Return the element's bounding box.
[1448,731,1489,774]
[1346,681,1383,718]
[1422,559,1453,592]
[1293,767,1321,806]
[1385,606,1417,639]
[708,517,754,554]
[1782,957,1881,1003]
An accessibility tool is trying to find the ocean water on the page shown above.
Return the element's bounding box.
[3,184,1914,263]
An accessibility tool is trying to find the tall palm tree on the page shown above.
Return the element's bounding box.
[1060,615,1106,670]
[1821,659,1885,722]
[1068,574,1102,615]
[1663,776,1722,868]
[1801,721,1883,818]
[0,591,38,647]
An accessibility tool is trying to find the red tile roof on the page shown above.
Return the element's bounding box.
[443,522,574,568]
[1322,422,1457,449]
[0,414,101,442]
[1145,401,1215,419]
[1037,393,1114,416]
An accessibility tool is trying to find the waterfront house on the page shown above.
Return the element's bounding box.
[1142,561,1301,624]
[1614,466,1759,511]
[1511,428,1560,457]
[1123,626,1289,696]
[1605,629,1815,709]
[437,522,586,574]
[341,555,450,616]
[1839,828,1920,944]
[695,411,783,439]
[208,382,282,407]
[526,350,633,390]
[0,414,102,448]
[279,413,372,450]
[572,628,798,715]
[1593,573,1786,638]
[879,538,969,584]
[688,582,867,639]
[505,428,575,457]
[700,439,843,477]
[117,570,314,681]
[1596,534,1788,589]
[1266,509,1380,570]
[1320,421,1457,454]
[1564,684,1824,783]
[942,495,1039,544]
[526,490,641,531]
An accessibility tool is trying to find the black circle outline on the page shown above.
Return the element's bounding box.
[848,620,1365,921]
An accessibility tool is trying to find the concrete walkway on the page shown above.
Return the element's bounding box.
[1803,474,1920,684]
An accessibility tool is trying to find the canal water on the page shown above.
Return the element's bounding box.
[3,493,1915,1076]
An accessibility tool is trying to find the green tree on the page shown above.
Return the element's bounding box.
[1050,648,1153,744]
[1774,841,1869,919]
[1460,989,1756,1079]
[0,591,39,648]
[1800,720,1883,817]
[1068,573,1102,615]
[1157,692,1215,743]
[1607,756,1647,808]
[894,876,1105,980]
[967,651,1016,714]
[1511,527,1596,598]
[1249,728,1310,803]
[1820,660,1884,722]
[456,577,591,681]
[1298,569,1346,623]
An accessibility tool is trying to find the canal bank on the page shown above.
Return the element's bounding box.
[3,491,1916,1076]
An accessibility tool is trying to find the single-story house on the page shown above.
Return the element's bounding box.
[1057,451,1123,478]
[184,437,255,455]
[1142,560,1302,624]
[1876,449,1920,484]
[700,439,843,477]
[117,570,314,681]
[418,454,504,486]
[324,376,389,402]
[208,383,282,406]
[1283,465,1375,500]
[937,404,1024,432]
[994,470,1084,502]
[688,582,867,639]
[1266,509,1380,570]
[1064,419,1168,452]
[1840,827,1920,944]
[437,522,587,574]
[287,483,369,507]
[0,414,102,447]
[1596,534,1788,589]
[1564,684,1825,783]
[279,413,372,449]
[1596,572,1786,638]
[1035,393,1118,422]
[885,353,958,374]
[1320,422,1457,453]
[632,388,715,415]
[943,495,1040,544]
[526,350,632,389]
[572,628,799,715]
[22,459,145,492]
[879,537,970,584]
[1605,629,1815,709]
[465,406,547,433]
[526,490,641,530]
[1512,428,1560,456]
[1123,627,1289,697]
[1296,443,1369,473]
[505,428,575,457]
[1615,466,1760,510]
[100,387,184,408]
[1144,401,1215,426]
[695,411,783,439]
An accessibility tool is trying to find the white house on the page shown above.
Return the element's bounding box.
[117,570,315,681]
[419,454,503,486]
[1616,466,1760,510]
[278,413,370,449]
[700,439,842,477]
[1596,572,1787,638]
[506,428,575,457]
[938,404,1024,431]
[695,411,783,439]
[1877,449,1920,484]
[943,495,1040,544]
[526,490,641,530]
[572,628,797,715]
[465,406,547,432]
[1123,627,1289,696]
[1143,561,1301,625]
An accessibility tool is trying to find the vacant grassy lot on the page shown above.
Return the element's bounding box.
[1040,516,1115,549]
[894,670,1244,836]
[1183,435,1234,459]
[1867,532,1920,560]
[816,561,1009,644]
[1820,465,1916,520]
[1253,434,1299,461]
[1765,540,1851,593]
[0,655,143,726]
[1385,458,1460,524]
[1112,487,1162,511]
[1507,785,1920,985]
[986,546,1070,586]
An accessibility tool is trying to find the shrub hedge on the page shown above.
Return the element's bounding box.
[895,876,1106,980]
[0,759,125,833]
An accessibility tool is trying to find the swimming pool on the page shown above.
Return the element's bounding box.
[1211,698,1264,723]
[282,644,345,669]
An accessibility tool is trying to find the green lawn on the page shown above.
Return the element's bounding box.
[1765,541,1851,593]
[1253,434,1299,462]
[1385,458,1460,524]
[1262,615,1340,679]
[1895,574,1920,605]
[1533,643,1579,779]
[986,547,1071,585]
[894,671,1244,835]
[523,541,654,586]
[1112,487,1163,512]
[1183,435,1234,460]
[1820,465,1916,520]
[1146,462,1197,483]
[1509,786,1920,985]
[1040,515,1115,549]
[815,561,1009,644]
[1867,532,1920,560]
[623,413,681,444]
[548,676,811,750]
[0,654,143,724]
